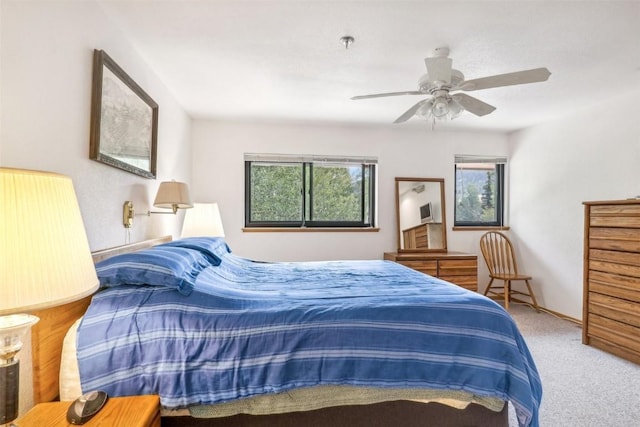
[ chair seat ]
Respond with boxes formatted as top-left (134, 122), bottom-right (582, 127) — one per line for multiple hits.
top-left (490, 273), bottom-right (532, 281)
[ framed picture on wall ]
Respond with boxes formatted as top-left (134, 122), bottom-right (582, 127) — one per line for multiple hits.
top-left (89, 49), bottom-right (158, 179)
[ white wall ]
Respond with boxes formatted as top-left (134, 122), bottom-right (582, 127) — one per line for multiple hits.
top-left (0, 0), bottom-right (192, 251)
top-left (509, 90), bottom-right (640, 320)
top-left (0, 1), bottom-right (191, 415)
top-left (191, 119), bottom-right (508, 262)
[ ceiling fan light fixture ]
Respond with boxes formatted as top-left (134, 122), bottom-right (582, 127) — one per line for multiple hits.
top-left (416, 96), bottom-right (463, 124)
top-left (432, 98), bottom-right (450, 118)
top-left (448, 98), bottom-right (463, 119)
top-left (416, 99), bottom-right (434, 118)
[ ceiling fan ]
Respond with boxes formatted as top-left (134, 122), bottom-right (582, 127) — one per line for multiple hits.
top-left (351, 47), bottom-right (551, 124)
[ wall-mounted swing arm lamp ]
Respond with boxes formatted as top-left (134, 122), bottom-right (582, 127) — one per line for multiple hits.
top-left (123, 181), bottom-right (193, 228)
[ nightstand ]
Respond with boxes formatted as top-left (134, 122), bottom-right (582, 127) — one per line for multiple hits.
top-left (15, 395), bottom-right (160, 427)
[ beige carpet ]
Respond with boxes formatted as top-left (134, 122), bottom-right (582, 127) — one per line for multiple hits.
top-left (506, 304), bottom-right (640, 426)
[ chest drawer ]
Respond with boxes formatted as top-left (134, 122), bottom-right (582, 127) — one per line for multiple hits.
top-left (588, 292), bottom-right (640, 328)
top-left (588, 313), bottom-right (640, 357)
top-left (588, 270), bottom-right (640, 303)
top-left (589, 227), bottom-right (640, 253)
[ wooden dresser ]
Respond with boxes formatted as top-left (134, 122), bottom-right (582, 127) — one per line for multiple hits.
top-left (583, 199), bottom-right (640, 364)
top-left (384, 252), bottom-right (478, 292)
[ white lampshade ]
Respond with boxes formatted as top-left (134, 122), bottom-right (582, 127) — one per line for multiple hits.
top-left (0, 168), bottom-right (99, 315)
top-left (153, 181), bottom-right (193, 213)
top-left (181, 202), bottom-right (225, 238)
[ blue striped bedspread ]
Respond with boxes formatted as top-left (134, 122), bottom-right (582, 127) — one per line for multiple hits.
top-left (78, 254), bottom-right (541, 427)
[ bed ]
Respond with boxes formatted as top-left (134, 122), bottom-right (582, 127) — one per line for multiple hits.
top-left (31, 236), bottom-right (541, 427)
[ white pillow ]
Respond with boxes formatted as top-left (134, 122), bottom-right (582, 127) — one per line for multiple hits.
top-left (59, 317), bottom-right (83, 401)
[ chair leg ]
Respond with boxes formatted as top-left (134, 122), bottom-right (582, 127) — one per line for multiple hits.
top-left (525, 279), bottom-right (540, 312)
top-left (483, 278), bottom-right (495, 296)
top-left (504, 280), bottom-right (510, 310)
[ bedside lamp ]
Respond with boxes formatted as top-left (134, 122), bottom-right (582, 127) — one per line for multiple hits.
top-left (0, 168), bottom-right (99, 424)
top-left (181, 202), bottom-right (225, 238)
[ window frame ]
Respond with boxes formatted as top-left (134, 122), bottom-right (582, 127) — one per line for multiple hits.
top-left (453, 156), bottom-right (506, 228)
top-left (244, 154), bottom-right (377, 229)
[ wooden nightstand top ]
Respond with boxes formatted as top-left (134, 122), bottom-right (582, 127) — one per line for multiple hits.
top-left (16, 395), bottom-right (160, 427)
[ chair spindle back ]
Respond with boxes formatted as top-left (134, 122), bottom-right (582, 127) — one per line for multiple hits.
top-left (480, 231), bottom-right (519, 277)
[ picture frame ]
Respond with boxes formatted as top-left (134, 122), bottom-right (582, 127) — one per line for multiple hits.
top-left (90, 49), bottom-right (158, 179)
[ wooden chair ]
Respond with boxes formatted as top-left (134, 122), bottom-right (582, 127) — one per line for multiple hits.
top-left (479, 231), bottom-right (539, 311)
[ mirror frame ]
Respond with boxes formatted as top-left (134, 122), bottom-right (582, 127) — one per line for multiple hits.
top-left (395, 177), bottom-right (448, 253)
top-left (89, 49), bottom-right (158, 179)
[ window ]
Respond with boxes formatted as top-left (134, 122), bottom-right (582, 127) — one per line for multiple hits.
top-left (244, 154), bottom-right (376, 228)
top-left (454, 155), bottom-right (506, 227)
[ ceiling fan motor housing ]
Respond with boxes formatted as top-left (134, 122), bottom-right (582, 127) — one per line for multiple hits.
top-left (418, 69), bottom-right (464, 93)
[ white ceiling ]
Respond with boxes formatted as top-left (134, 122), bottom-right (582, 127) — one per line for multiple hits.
top-left (99, 0), bottom-right (640, 133)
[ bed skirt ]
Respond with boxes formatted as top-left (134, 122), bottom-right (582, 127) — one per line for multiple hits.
top-left (162, 400), bottom-right (508, 427)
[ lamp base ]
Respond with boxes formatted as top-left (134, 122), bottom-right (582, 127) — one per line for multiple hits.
top-left (0, 360), bottom-right (19, 424)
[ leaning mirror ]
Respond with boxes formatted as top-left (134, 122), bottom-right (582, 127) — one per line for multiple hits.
top-left (395, 177), bottom-right (447, 253)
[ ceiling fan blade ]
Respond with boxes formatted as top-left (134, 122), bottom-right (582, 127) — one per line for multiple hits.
top-left (393, 99), bottom-right (430, 123)
top-left (424, 56), bottom-right (453, 84)
top-left (459, 67), bottom-right (551, 91)
top-left (452, 93), bottom-right (496, 117)
top-left (351, 91), bottom-right (423, 100)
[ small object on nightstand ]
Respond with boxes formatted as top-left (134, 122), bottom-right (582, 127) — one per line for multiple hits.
top-left (66, 390), bottom-right (109, 425)
top-left (17, 395), bottom-right (159, 427)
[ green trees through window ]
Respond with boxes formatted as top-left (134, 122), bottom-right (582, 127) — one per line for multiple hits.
top-left (245, 155), bottom-right (376, 228)
top-left (454, 158), bottom-right (504, 226)
top-left (250, 163), bottom-right (302, 222)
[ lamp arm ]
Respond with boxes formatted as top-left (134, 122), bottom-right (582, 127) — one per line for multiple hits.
top-left (146, 210), bottom-right (178, 215)
top-left (148, 203), bottom-right (179, 215)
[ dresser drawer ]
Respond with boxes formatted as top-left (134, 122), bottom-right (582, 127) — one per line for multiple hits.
top-left (399, 260), bottom-right (438, 275)
top-left (441, 275), bottom-right (477, 292)
top-left (588, 292), bottom-right (640, 328)
top-left (439, 259), bottom-right (477, 276)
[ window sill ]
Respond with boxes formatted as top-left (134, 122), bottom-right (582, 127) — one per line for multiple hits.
top-left (452, 226), bottom-right (510, 231)
top-left (243, 227), bottom-right (380, 233)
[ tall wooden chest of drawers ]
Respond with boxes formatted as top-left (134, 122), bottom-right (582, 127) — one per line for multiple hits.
top-left (583, 199), bottom-right (640, 364)
top-left (384, 252), bottom-right (478, 292)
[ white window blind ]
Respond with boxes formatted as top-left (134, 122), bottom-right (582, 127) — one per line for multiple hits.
top-left (244, 153), bottom-right (378, 165)
top-left (455, 155), bottom-right (507, 164)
